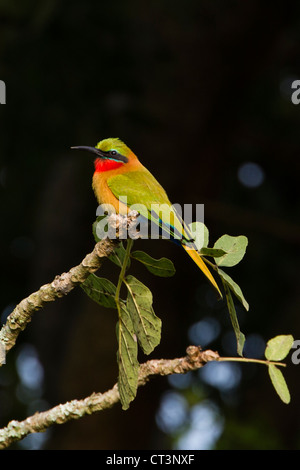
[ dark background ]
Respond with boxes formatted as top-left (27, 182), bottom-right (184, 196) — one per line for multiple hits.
top-left (0, 0), bottom-right (299, 450)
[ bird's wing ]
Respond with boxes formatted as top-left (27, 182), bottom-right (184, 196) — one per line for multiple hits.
top-left (108, 169), bottom-right (222, 297)
top-left (108, 169), bottom-right (170, 203)
top-left (107, 169), bottom-right (187, 242)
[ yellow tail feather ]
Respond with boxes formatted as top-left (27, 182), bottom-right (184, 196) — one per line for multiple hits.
top-left (182, 245), bottom-right (222, 299)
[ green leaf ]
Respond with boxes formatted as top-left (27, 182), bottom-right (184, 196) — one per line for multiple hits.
top-left (117, 304), bottom-right (139, 410)
top-left (222, 281), bottom-right (245, 356)
top-left (131, 251), bottom-right (176, 277)
top-left (188, 222), bottom-right (209, 250)
top-left (92, 215), bottom-right (110, 242)
top-left (92, 217), bottom-right (102, 242)
top-left (125, 275), bottom-right (162, 355)
top-left (217, 268), bottom-right (249, 311)
top-left (199, 247), bottom-right (227, 258)
top-left (268, 364), bottom-right (291, 404)
top-left (265, 335), bottom-right (294, 361)
top-left (81, 274), bottom-right (116, 309)
top-left (109, 242), bottom-right (131, 269)
top-left (214, 235), bottom-right (248, 267)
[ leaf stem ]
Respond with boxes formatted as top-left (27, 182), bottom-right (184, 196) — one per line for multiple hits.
top-left (217, 356), bottom-right (286, 367)
top-left (203, 256), bottom-right (218, 271)
top-left (115, 239), bottom-right (134, 340)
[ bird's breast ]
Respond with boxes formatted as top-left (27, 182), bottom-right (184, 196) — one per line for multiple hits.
top-left (92, 171), bottom-right (128, 214)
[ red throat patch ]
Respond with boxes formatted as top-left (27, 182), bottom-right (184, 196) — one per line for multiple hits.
top-left (94, 158), bottom-right (124, 173)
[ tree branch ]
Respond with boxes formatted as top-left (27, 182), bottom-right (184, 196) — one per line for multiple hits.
top-left (0, 212), bottom-right (222, 449)
top-left (0, 238), bottom-right (117, 360)
top-left (0, 346), bottom-right (220, 449)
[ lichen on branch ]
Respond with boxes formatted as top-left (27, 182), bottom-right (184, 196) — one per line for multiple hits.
top-left (0, 233), bottom-right (119, 360)
top-left (0, 346), bottom-right (218, 449)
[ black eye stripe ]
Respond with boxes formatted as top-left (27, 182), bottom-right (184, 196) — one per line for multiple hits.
top-left (99, 149), bottom-right (129, 163)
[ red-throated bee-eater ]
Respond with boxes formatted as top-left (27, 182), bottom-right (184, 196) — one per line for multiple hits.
top-left (72, 138), bottom-right (221, 297)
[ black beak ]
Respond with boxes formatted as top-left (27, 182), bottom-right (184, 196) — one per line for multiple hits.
top-left (71, 146), bottom-right (104, 157)
top-left (71, 145), bottom-right (128, 163)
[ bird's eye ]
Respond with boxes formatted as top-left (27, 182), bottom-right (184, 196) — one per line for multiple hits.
top-left (110, 150), bottom-right (117, 156)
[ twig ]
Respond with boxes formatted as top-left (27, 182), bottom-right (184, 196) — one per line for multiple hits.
top-left (0, 238), bottom-right (117, 360)
top-left (218, 356), bottom-right (286, 367)
top-left (0, 212), bottom-right (140, 361)
top-left (115, 238), bottom-right (134, 356)
top-left (0, 346), bottom-right (219, 449)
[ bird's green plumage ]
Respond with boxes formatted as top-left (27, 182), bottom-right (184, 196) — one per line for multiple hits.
top-left (107, 169), bottom-right (191, 243)
top-left (108, 169), bottom-right (170, 206)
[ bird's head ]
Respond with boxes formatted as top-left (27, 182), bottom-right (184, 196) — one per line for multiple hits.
top-left (71, 137), bottom-right (132, 165)
top-left (95, 138), bottom-right (132, 162)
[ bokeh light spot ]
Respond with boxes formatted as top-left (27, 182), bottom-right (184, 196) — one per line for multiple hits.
top-left (238, 162), bottom-right (265, 188)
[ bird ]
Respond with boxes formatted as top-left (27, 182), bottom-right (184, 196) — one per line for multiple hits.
top-left (72, 137), bottom-right (221, 297)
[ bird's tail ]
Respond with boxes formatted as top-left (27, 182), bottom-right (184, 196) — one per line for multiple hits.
top-left (182, 244), bottom-right (222, 299)
top-left (151, 205), bottom-right (222, 298)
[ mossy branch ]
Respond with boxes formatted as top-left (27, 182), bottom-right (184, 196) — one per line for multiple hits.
top-left (0, 238), bottom-right (117, 360)
top-left (0, 213), bottom-right (139, 361)
top-left (0, 346), bottom-right (219, 449)
top-left (0, 213), bottom-right (292, 449)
